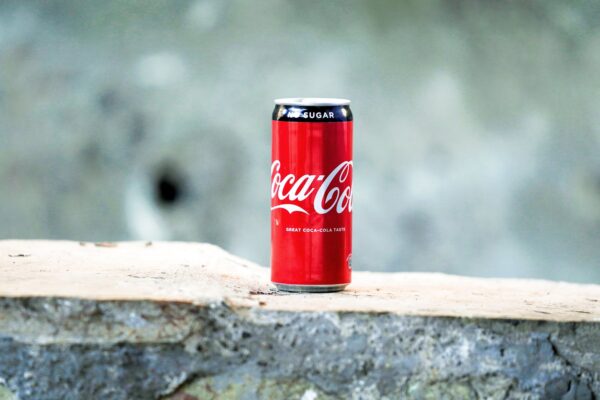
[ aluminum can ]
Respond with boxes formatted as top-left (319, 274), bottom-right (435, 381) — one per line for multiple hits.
top-left (271, 98), bottom-right (353, 292)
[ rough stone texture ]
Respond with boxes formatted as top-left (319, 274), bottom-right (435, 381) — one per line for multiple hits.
top-left (3, 1), bottom-right (600, 282)
top-left (1, 241), bottom-right (600, 399)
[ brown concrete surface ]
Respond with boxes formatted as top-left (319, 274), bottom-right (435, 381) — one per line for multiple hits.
top-left (1, 240), bottom-right (599, 322)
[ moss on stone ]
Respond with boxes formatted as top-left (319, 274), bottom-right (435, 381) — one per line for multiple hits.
top-left (404, 377), bottom-right (516, 400)
top-left (406, 379), bottom-right (477, 400)
top-left (167, 375), bottom-right (334, 400)
top-left (0, 384), bottom-right (15, 400)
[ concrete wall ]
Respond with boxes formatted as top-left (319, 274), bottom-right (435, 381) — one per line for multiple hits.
top-left (2, 0), bottom-right (600, 281)
top-left (2, 240), bottom-right (600, 399)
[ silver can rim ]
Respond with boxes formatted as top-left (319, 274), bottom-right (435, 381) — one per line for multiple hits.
top-left (273, 283), bottom-right (348, 293)
top-left (274, 98), bottom-right (351, 106)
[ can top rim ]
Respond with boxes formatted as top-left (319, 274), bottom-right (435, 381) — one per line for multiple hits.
top-left (274, 98), bottom-right (351, 106)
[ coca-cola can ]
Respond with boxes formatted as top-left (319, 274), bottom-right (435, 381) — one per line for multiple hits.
top-left (271, 98), bottom-right (353, 292)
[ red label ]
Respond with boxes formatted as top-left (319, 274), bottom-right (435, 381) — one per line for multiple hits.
top-left (271, 120), bottom-right (353, 285)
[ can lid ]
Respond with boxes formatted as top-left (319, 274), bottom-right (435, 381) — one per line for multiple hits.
top-left (274, 98), bottom-right (351, 106)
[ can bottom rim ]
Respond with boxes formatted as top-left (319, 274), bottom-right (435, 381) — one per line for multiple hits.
top-left (273, 283), bottom-right (348, 293)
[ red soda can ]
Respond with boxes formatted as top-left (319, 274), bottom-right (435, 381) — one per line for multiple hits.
top-left (271, 98), bottom-right (353, 292)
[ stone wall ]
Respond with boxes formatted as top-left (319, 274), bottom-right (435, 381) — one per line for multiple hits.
top-left (1, 241), bottom-right (600, 399)
top-left (2, 1), bottom-right (600, 282)
top-left (2, 299), bottom-right (600, 399)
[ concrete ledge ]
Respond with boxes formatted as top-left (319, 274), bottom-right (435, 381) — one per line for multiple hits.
top-left (1, 241), bottom-right (600, 399)
top-left (2, 240), bottom-right (599, 321)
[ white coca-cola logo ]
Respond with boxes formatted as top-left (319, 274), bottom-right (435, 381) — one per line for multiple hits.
top-left (271, 160), bottom-right (353, 214)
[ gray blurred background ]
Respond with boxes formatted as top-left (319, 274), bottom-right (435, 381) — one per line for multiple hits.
top-left (2, 0), bottom-right (600, 282)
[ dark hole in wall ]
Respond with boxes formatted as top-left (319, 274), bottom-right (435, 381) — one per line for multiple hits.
top-left (154, 165), bottom-right (185, 207)
top-left (98, 89), bottom-right (119, 114)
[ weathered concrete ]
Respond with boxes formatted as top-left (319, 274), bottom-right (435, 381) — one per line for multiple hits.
top-left (1, 241), bottom-right (600, 399)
